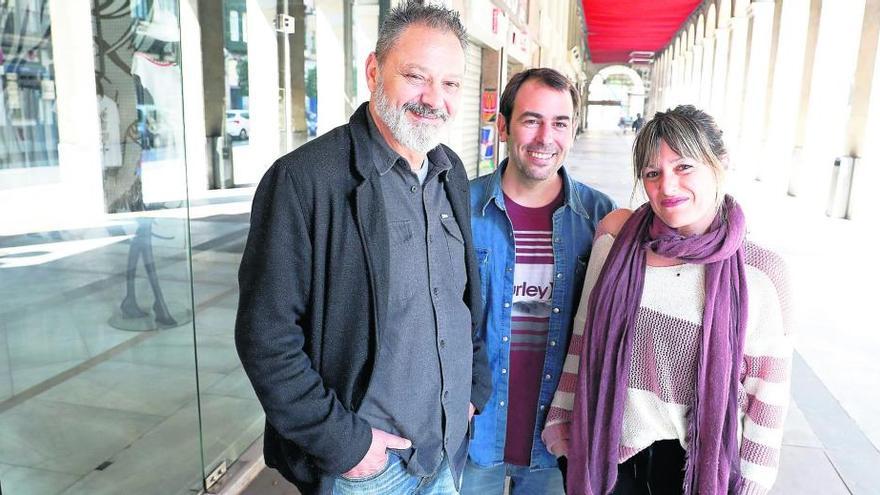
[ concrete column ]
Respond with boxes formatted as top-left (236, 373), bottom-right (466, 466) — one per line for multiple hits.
top-left (671, 42), bottom-right (683, 106)
top-left (315, 0), bottom-right (347, 134)
top-left (353, 2), bottom-right (380, 105)
top-left (754, 0), bottom-right (785, 182)
top-left (648, 55), bottom-right (659, 115)
top-left (683, 43), bottom-right (694, 105)
top-left (737, 0), bottom-right (776, 180)
top-left (180, 0), bottom-right (209, 194)
top-left (198, 2), bottom-right (226, 140)
top-left (677, 41), bottom-right (688, 105)
top-left (283, 0), bottom-right (308, 145)
top-left (661, 52), bottom-right (669, 112)
top-left (723, 12), bottom-right (749, 145)
top-left (246, 0), bottom-right (281, 174)
top-left (657, 51), bottom-right (666, 110)
top-left (661, 51), bottom-right (670, 111)
top-left (790, 0), bottom-right (866, 208)
top-left (842, 0), bottom-right (880, 219)
top-left (700, 33), bottom-right (715, 110)
top-left (710, 24), bottom-right (730, 118)
top-left (665, 48), bottom-right (674, 109)
top-left (49, 0), bottom-right (103, 221)
top-left (691, 40), bottom-right (704, 106)
top-left (759, 0), bottom-right (817, 192)
top-left (198, 0), bottom-right (231, 188)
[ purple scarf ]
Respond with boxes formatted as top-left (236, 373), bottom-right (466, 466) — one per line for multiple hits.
top-left (568, 195), bottom-right (748, 495)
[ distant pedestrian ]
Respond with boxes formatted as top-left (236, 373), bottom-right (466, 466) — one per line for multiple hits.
top-left (544, 105), bottom-right (793, 495)
top-left (617, 116), bottom-right (627, 135)
top-left (631, 113), bottom-right (645, 133)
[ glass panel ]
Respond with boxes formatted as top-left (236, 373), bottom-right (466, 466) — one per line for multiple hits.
top-left (0, 0), bottom-right (59, 172)
top-left (190, 0), bottom-right (271, 483)
top-left (0, 1), bottom-right (201, 493)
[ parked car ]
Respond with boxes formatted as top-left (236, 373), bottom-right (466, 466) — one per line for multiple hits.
top-left (226, 110), bottom-right (250, 141)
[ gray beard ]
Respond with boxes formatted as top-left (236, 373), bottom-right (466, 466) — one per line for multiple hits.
top-left (373, 79), bottom-right (450, 154)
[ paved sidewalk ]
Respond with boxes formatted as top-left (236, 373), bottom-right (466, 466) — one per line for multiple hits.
top-left (242, 130), bottom-right (879, 494)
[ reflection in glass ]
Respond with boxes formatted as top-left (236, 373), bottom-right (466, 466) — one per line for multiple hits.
top-left (0, 1), bottom-right (58, 170)
top-left (0, 1), bottom-right (201, 493)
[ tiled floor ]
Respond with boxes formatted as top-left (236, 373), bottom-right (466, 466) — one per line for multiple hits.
top-left (3, 130), bottom-right (877, 495)
top-left (0, 204), bottom-right (264, 495)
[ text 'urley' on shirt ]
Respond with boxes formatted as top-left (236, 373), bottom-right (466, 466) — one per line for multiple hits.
top-left (503, 190), bottom-right (562, 466)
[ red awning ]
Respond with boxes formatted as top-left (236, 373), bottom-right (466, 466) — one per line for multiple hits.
top-left (582, 0), bottom-right (702, 64)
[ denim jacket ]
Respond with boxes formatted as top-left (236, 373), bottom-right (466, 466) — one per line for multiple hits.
top-left (468, 160), bottom-right (615, 469)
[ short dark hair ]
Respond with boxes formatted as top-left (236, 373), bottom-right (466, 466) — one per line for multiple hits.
top-left (375, 1), bottom-right (467, 64)
top-left (499, 68), bottom-right (580, 124)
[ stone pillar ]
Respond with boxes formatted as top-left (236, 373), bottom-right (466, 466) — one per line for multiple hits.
top-left (723, 12), bottom-right (749, 146)
top-left (246, 0), bottom-right (282, 173)
top-left (754, 0), bottom-right (785, 182)
top-left (49, 0), bottom-right (103, 219)
top-left (683, 42), bottom-right (694, 104)
top-left (671, 41), bottom-right (683, 106)
top-left (710, 24), bottom-right (730, 118)
top-left (665, 48), bottom-right (674, 109)
top-left (691, 38), bottom-right (704, 106)
top-left (759, 0), bottom-right (817, 193)
top-left (788, 0), bottom-right (823, 184)
top-left (790, 0), bottom-right (866, 207)
top-left (198, 0), bottom-right (232, 188)
top-left (737, 0), bottom-right (776, 180)
top-left (700, 33), bottom-right (715, 110)
top-left (180, 0), bottom-right (209, 194)
top-left (315, 0), bottom-right (347, 133)
top-left (842, 0), bottom-right (880, 219)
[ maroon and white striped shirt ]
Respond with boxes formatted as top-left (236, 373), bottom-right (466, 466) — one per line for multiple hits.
top-left (543, 234), bottom-right (793, 495)
top-left (503, 191), bottom-right (562, 466)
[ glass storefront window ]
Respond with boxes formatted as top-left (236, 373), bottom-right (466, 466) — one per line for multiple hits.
top-left (0, 0), bottom-right (59, 171)
top-left (0, 1), bottom-right (204, 493)
top-left (0, 0), bottom-right (361, 493)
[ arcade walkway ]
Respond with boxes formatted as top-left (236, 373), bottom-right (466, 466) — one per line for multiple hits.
top-left (241, 131), bottom-right (880, 494)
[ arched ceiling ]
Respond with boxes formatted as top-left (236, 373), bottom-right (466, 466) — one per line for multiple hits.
top-left (581, 0), bottom-right (703, 63)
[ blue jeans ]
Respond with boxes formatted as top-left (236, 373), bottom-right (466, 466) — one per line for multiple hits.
top-left (333, 454), bottom-right (459, 495)
top-left (460, 460), bottom-right (564, 495)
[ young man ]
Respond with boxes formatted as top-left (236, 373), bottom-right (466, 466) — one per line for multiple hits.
top-left (464, 68), bottom-right (615, 494)
top-left (235, 3), bottom-right (490, 494)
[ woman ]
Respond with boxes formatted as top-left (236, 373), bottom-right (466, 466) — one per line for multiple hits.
top-left (542, 105), bottom-right (792, 495)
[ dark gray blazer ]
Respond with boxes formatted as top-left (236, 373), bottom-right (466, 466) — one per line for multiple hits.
top-left (235, 102), bottom-right (492, 494)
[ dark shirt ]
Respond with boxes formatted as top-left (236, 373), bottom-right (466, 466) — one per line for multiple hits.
top-left (357, 110), bottom-right (474, 480)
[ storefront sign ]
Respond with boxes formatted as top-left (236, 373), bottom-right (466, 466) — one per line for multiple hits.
top-left (479, 88), bottom-right (497, 171)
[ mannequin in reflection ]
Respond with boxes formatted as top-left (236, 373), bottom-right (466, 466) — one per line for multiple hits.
top-left (93, 1), bottom-right (185, 329)
top-left (102, 73), bottom-right (177, 327)
top-left (118, 78), bottom-right (176, 327)
top-left (120, 218), bottom-right (177, 326)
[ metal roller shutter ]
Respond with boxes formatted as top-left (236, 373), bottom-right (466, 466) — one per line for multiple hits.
top-left (447, 40), bottom-right (482, 178)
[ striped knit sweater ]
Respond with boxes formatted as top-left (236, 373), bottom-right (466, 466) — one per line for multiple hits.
top-left (543, 233), bottom-right (793, 495)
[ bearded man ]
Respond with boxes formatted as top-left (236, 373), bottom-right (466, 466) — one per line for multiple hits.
top-left (234, 2), bottom-right (491, 494)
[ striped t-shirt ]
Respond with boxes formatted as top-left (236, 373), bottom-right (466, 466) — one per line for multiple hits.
top-left (502, 190), bottom-right (562, 466)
